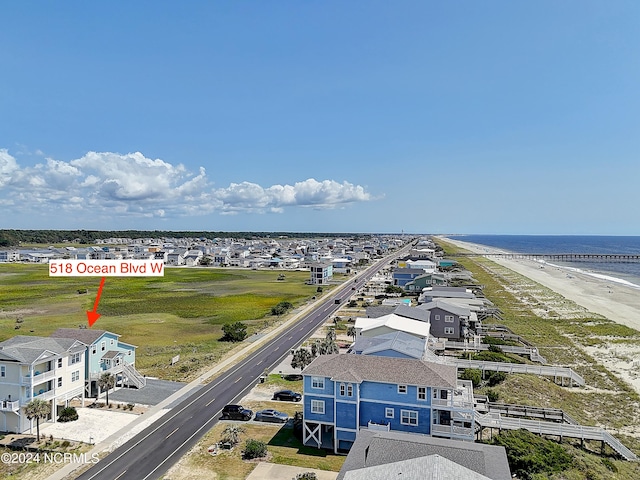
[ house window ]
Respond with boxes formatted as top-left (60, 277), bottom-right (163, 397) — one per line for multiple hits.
top-left (57, 377), bottom-right (63, 387)
top-left (398, 385), bottom-right (407, 394)
top-left (92, 345), bottom-right (96, 355)
top-left (71, 353), bottom-right (81, 364)
top-left (127, 350), bottom-right (132, 356)
top-left (311, 400), bottom-right (325, 414)
top-left (340, 383), bottom-right (345, 396)
top-left (401, 410), bottom-right (418, 426)
top-left (72, 371), bottom-right (80, 382)
top-left (444, 327), bottom-right (455, 335)
top-left (418, 387), bottom-right (426, 400)
top-left (57, 358), bottom-right (63, 368)
top-left (385, 408), bottom-right (394, 418)
top-left (0, 366), bottom-right (5, 378)
top-left (434, 314), bottom-right (440, 321)
top-left (311, 377), bottom-right (324, 389)
top-left (101, 341), bottom-right (106, 352)
top-left (444, 315), bottom-right (454, 323)
top-left (110, 339), bottom-right (114, 345)
top-left (347, 384), bottom-right (353, 397)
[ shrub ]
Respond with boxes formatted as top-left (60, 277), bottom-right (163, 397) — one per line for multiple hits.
top-left (488, 344), bottom-right (503, 353)
top-left (486, 388), bottom-right (499, 402)
top-left (221, 321), bottom-right (248, 342)
top-left (60, 440), bottom-right (71, 448)
top-left (57, 407), bottom-right (78, 423)
top-left (271, 301), bottom-right (293, 316)
top-left (489, 429), bottom-right (573, 479)
top-left (460, 368), bottom-right (482, 388)
top-left (243, 439), bottom-right (267, 459)
top-left (487, 371), bottom-right (507, 386)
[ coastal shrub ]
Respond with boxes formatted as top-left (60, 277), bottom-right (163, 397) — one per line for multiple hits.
top-left (473, 351), bottom-right (522, 364)
top-left (271, 301), bottom-right (293, 316)
top-left (460, 368), bottom-right (482, 388)
top-left (296, 473), bottom-right (318, 480)
top-left (486, 388), bottom-right (500, 402)
top-left (221, 321), bottom-right (248, 342)
top-left (57, 406), bottom-right (78, 422)
top-left (487, 371), bottom-right (507, 387)
top-left (243, 439), bottom-right (267, 459)
top-left (488, 429), bottom-right (573, 479)
top-left (488, 344), bottom-right (503, 354)
top-left (482, 336), bottom-right (518, 347)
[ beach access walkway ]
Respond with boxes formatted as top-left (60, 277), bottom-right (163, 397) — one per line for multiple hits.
top-left (474, 411), bottom-right (637, 461)
top-left (433, 339), bottom-right (547, 363)
top-left (441, 357), bottom-right (585, 386)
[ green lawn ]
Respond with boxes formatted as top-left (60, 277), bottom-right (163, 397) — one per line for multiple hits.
top-left (0, 264), bottom-right (322, 380)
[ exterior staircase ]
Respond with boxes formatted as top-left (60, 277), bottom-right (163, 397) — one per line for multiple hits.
top-left (122, 362), bottom-right (146, 389)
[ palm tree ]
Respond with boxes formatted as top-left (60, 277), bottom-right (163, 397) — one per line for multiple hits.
top-left (98, 373), bottom-right (116, 405)
top-left (24, 398), bottom-right (51, 441)
top-left (347, 325), bottom-right (357, 341)
top-left (221, 424), bottom-right (245, 446)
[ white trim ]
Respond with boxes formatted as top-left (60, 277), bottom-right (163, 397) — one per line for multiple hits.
top-left (311, 376), bottom-right (325, 389)
top-left (306, 392), bottom-right (334, 399)
top-left (417, 386), bottom-right (427, 401)
top-left (444, 327), bottom-right (455, 335)
top-left (444, 315), bottom-right (454, 323)
top-left (397, 384), bottom-right (407, 394)
top-left (311, 399), bottom-right (325, 414)
top-left (385, 407), bottom-right (394, 418)
top-left (359, 398), bottom-right (435, 408)
top-left (400, 409), bottom-right (418, 426)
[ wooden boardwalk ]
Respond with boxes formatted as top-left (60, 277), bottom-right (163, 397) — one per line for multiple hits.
top-left (474, 412), bottom-right (637, 461)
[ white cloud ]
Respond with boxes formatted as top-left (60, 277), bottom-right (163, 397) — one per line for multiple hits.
top-left (0, 148), bottom-right (374, 221)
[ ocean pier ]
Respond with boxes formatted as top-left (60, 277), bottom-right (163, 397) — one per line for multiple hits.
top-left (448, 253), bottom-right (640, 263)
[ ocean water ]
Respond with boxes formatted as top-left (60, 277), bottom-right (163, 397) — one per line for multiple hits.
top-left (447, 235), bottom-right (640, 288)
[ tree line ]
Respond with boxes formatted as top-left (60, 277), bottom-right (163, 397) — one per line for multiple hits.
top-left (0, 229), bottom-right (371, 247)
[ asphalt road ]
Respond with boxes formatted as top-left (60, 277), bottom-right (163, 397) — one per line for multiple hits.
top-left (75, 244), bottom-right (411, 480)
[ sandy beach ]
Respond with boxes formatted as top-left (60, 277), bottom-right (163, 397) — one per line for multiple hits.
top-left (440, 236), bottom-right (640, 396)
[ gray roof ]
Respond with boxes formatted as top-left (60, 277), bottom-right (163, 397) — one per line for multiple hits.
top-left (393, 305), bottom-right (430, 323)
top-left (102, 350), bottom-right (123, 360)
top-left (365, 306), bottom-right (396, 319)
top-left (350, 331), bottom-right (425, 359)
top-left (0, 335), bottom-right (85, 364)
top-left (303, 354), bottom-right (456, 388)
top-left (418, 300), bottom-right (471, 317)
top-left (337, 430), bottom-right (511, 480)
top-left (51, 328), bottom-right (112, 345)
top-left (343, 454), bottom-right (491, 480)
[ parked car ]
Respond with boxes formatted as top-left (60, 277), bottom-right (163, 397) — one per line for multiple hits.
top-left (221, 404), bottom-right (253, 421)
top-left (255, 409), bottom-right (289, 423)
top-left (273, 390), bottom-right (302, 402)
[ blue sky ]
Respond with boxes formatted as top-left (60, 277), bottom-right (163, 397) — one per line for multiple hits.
top-left (1, 1), bottom-right (638, 234)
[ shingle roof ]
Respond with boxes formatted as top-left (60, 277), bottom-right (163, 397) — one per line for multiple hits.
top-left (343, 454), bottom-right (491, 480)
top-left (51, 328), bottom-right (112, 345)
top-left (303, 354), bottom-right (456, 388)
top-left (418, 300), bottom-right (471, 317)
top-left (337, 430), bottom-right (511, 480)
top-left (393, 305), bottom-right (431, 323)
top-left (101, 350), bottom-right (122, 360)
top-left (0, 335), bottom-right (85, 364)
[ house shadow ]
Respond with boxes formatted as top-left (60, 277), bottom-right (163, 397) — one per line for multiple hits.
top-left (0, 434), bottom-right (38, 450)
top-left (267, 424), bottom-right (330, 457)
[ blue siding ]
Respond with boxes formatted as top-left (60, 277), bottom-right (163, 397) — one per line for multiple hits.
top-left (336, 401), bottom-right (357, 429)
top-left (359, 401), bottom-right (431, 435)
top-left (303, 375), bottom-right (334, 396)
top-left (303, 395), bottom-right (334, 423)
top-left (360, 382), bottom-right (431, 406)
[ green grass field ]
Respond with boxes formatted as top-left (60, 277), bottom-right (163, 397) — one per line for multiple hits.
top-left (0, 264), bottom-right (322, 379)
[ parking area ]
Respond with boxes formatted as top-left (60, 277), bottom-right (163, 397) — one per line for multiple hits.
top-left (108, 378), bottom-right (192, 406)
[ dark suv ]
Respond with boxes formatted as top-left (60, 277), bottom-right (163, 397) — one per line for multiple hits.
top-left (221, 404), bottom-right (253, 421)
top-left (273, 390), bottom-right (302, 402)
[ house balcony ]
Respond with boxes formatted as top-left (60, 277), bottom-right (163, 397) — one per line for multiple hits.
top-left (21, 369), bottom-right (57, 386)
top-left (431, 423), bottom-right (474, 440)
top-left (366, 421), bottom-right (390, 432)
top-left (0, 400), bottom-right (20, 412)
top-left (89, 363), bottom-right (124, 380)
top-left (431, 380), bottom-right (474, 409)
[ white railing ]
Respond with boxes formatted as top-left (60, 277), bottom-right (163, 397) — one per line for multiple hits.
top-left (367, 421), bottom-right (390, 432)
top-left (432, 423), bottom-right (474, 439)
top-left (0, 400), bottom-right (20, 412)
top-left (22, 369), bottom-right (57, 385)
top-left (474, 412), bottom-right (637, 461)
top-left (439, 358), bottom-right (584, 386)
top-left (122, 362), bottom-right (146, 389)
top-left (441, 341), bottom-right (547, 364)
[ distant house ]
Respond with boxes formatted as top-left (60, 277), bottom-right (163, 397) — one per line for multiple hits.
top-left (418, 286), bottom-right (475, 304)
top-left (417, 300), bottom-right (479, 340)
top-left (302, 354), bottom-right (475, 453)
top-left (0, 335), bottom-right (86, 433)
top-left (309, 263), bottom-right (333, 285)
top-left (348, 331), bottom-right (426, 360)
top-left (354, 313), bottom-right (431, 340)
top-left (0, 250), bottom-right (19, 262)
top-left (166, 251), bottom-right (186, 266)
top-left (337, 430), bottom-right (511, 480)
top-left (392, 268), bottom-right (427, 287)
top-left (50, 329), bottom-right (144, 397)
top-left (403, 273), bottom-right (446, 292)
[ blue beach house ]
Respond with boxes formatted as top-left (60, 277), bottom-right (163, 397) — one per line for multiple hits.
top-left (302, 354), bottom-right (475, 453)
top-left (51, 328), bottom-right (145, 397)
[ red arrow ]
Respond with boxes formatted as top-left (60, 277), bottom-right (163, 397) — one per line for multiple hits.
top-left (87, 277), bottom-right (106, 327)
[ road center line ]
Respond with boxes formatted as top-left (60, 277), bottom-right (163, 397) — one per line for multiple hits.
top-left (166, 427), bottom-right (179, 439)
top-left (205, 397), bottom-right (216, 406)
